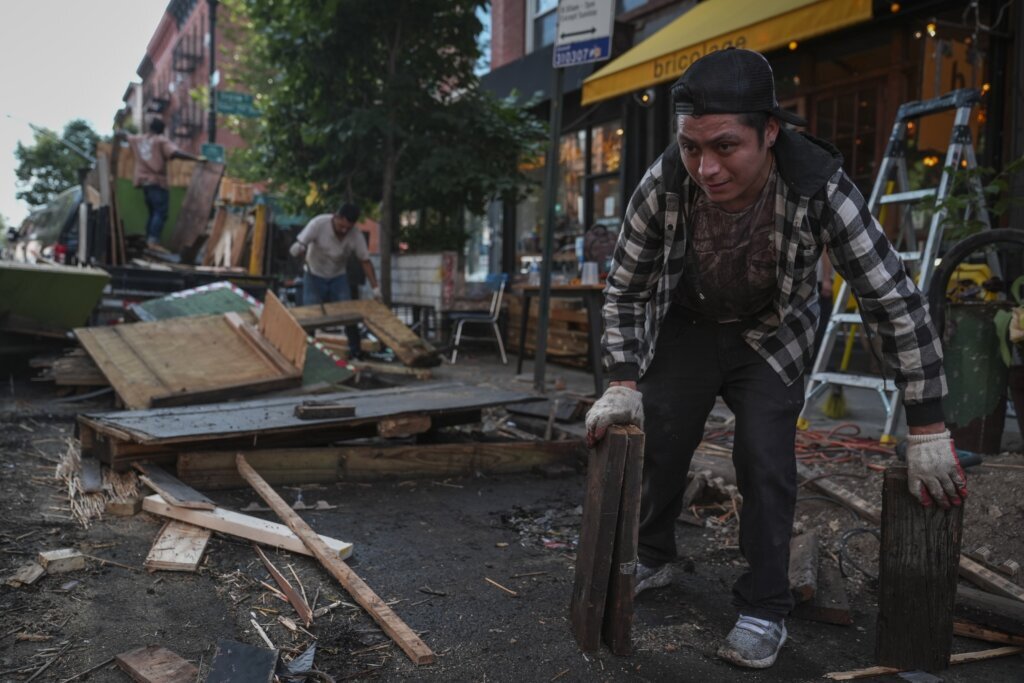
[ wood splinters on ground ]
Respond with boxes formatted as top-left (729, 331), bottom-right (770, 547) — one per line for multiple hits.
top-left (484, 577), bottom-right (518, 597)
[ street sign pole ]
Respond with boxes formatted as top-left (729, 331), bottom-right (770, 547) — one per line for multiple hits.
top-left (534, 66), bottom-right (564, 393)
top-left (534, 0), bottom-right (615, 394)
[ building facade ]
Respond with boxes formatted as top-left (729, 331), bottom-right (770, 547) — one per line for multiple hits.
top-left (482, 0), bottom-right (1024, 280)
top-left (119, 0), bottom-right (245, 156)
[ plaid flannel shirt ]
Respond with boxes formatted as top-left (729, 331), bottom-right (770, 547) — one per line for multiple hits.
top-left (601, 129), bottom-right (946, 426)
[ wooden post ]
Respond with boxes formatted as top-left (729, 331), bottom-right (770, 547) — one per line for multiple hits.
top-left (602, 426), bottom-right (644, 654)
top-left (570, 425), bottom-right (643, 653)
top-left (876, 467), bottom-right (963, 670)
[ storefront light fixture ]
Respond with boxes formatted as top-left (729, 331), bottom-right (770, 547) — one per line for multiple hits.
top-left (922, 155), bottom-right (940, 167)
top-left (788, 40), bottom-right (798, 51)
top-left (615, 128), bottom-right (624, 136)
top-left (890, 2), bottom-right (900, 12)
top-left (926, 21), bottom-right (937, 37)
top-left (981, 82), bottom-right (991, 94)
top-left (634, 88), bottom-right (656, 107)
top-left (914, 30), bottom-right (923, 39)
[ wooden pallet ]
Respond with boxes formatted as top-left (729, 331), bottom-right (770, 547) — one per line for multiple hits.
top-left (291, 300), bottom-right (440, 367)
top-left (78, 382), bottom-right (539, 470)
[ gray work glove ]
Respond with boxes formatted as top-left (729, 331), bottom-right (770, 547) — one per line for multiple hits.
top-left (905, 429), bottom-right (968, 507)
top-left (585, 385), bottom-right (643, 448)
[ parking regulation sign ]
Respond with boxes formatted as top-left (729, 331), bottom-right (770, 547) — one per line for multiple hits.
top-left (553, 0), bottom-right (615, 68)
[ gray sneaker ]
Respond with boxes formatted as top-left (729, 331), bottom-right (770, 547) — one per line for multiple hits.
top-left (716, 615), bottom-right (787, 669)
top-left (633, 562), bottom-right (672, 597)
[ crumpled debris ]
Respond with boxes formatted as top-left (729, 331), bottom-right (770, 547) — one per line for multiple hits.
top-left (500, 504), bottom-right (582, 551)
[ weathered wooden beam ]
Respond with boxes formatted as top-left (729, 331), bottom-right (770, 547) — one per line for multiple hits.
top-left (141, 494), bottom-right (352, 559)
top-left (875, 467), bottom-right (963, 671)
top-left (236, 454), bottom-right (434, 666)
top-left (570, 426), bottom-right (631, 653)
top-left (135, 463), bottom-right (216, 510)
top-left (956, 585), bottom-right (1024, 636)
top-left (953, 620), bottom-right (1024, 646)
top-left (602, 426), bottom-right (644, 655)
top-left (791, 561), bottom-right (852, 626)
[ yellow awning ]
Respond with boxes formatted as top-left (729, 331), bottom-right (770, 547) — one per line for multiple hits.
top-left (581, 0), bottom-right (873, 105)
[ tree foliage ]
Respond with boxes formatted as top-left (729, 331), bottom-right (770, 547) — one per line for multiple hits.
top-left (223, 0), bottom-right (546, 297)
top-left (14, 119), bottom-right (99, 208)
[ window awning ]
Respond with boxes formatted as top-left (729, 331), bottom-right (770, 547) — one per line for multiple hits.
top-left (581, 0), bottom-right (873, 105)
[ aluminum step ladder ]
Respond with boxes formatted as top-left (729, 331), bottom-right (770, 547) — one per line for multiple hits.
top-left (798, 88), bottom-right (992, 442)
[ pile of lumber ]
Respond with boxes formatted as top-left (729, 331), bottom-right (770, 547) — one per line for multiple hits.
top-left (506, 295), bottom-right (590, 367)
top-left (78, 381), bottom-right (542, 470)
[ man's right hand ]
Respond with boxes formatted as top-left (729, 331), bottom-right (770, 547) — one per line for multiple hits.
top-left (585, 383), bottom-right (643, 448)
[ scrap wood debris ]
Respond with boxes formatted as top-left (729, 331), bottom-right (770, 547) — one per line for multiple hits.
top-left (54, 439), bottom-right (139, 527)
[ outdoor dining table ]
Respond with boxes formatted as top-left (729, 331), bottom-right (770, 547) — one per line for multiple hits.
top-left (514, 283), bottom-right (606, 396)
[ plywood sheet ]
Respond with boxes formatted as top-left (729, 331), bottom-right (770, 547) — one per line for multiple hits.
top-left (259, 292), bottom-right (307, 371)
top-left (75, 314), bottom-right (300, 409)
top-left (169, 161), bottom-right (225, 252)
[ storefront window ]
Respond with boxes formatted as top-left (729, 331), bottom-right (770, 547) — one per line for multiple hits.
top-left (514, 120), bottom-right (625, 278)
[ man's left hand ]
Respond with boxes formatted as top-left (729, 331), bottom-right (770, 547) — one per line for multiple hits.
top-left (905, 429), bottom-right (967, 507)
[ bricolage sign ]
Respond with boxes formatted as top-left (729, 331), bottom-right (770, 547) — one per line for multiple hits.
top-left (553, 0), bottom-right (615, 68)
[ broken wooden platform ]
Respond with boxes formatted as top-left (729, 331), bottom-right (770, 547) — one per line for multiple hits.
top-left (79, 382), bottom-right (539, 469)
top-left (291, 299), bottom-right (440, 367)
top-left (75, 292), bottom-right (306, 410)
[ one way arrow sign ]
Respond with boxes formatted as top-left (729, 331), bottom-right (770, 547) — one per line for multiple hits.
top-left (553, 0), bottom-right (615, 68)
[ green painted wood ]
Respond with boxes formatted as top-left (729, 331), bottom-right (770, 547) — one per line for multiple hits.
top-left (130, 283), bottom-right (352, 387)
top-left (114, 178), bottom-right (187, 245)
top-left (0, 262), bottom-right (109, 331)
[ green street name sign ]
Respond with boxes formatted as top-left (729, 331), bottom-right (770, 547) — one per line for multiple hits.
top-left (201, 143), bottom-right (225, 164)
top-left (216, 91), bottom-right (259, 118)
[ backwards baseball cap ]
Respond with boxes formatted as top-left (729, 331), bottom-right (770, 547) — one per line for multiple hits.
top-left (670, 48), bottom-right (807, 127)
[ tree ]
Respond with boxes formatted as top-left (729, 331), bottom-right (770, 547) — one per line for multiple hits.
top-left (223, 0), bottom-right (545, 300)
top-left (14, 119), bottom-right (99, 208)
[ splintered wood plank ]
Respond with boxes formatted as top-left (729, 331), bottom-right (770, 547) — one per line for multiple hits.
top-left (258, 291), bottom-right (307, 371)
top-left (135, 463), bottom-right (216, 509)
top-left (960, 555), bottom-right (1024, 603)
top-left (602, 426), bottom-right (644, 655)
top-left (115, 645), bottom-right (198, 683)
top-left (291, 300), bottom-right (440, 367)
top-left (142, 494), bottom-right (352, 560)
top-left (254, 545), bottom-right (313, 626)
top-left (169, 161), bottom-right (224, 252)
top-left (76, 315), bottom-right (300, 409)
top-left (876, 467), bottom-right (963, 670)
top-left (237, 455), bottom-right (435, 665)
top-left (825, 647), bottom-right (1024, 680)
top-left (377, 415), bottom-right (431, 438)
top-left (206, 639), bottom-right (278, 683)
top-left (953, 620), bottom-right (1024, 646)
top-left (145, 520), bottom-right (212, 572)
top-left (571, 426), bottom-right (630, 652)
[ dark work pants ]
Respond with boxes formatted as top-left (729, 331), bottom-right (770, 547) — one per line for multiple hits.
top-left (143, 185), bottom-right (170, 244)
top-left (637, 305), bottom-right (805, 621)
